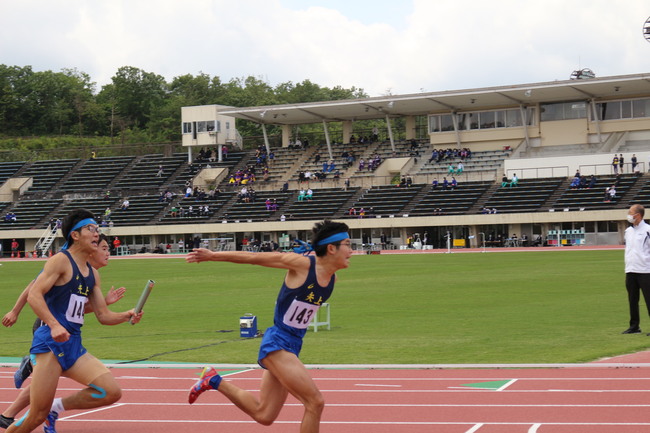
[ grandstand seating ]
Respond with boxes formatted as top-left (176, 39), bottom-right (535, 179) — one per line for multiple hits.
top-left (410, 181), bottom-right (492, 216)
top-left (112, 154), bottom-right (186, 191)
top-left (282, 187), bottom-right (359, 220)
top-left (344, 184), bottom-right (425, 217)
top-left (20, 159), bottom-right (80, 192)
top-left (104, 195), bottom-right (170, 226)
top-left (417, 149), bottom-right (510, 177)
top-left (159, 192), bottom-right (235, 224)
top-left (58, 156), bottom-right (134, 192)
top-left (628, 177), bottom-right (650, 207)
top-left (0, 161), bottom-right (26, 185)
top-left (481, 178), bottom-right (565, 213)
top-left (552, 174), bottom-right (639, 211)
top-left (221, 190), bottom-right (291, 222)
top-left (1, 198), bottom-right (63, 230)
top-left (50, 196), bottom-right (118, 223)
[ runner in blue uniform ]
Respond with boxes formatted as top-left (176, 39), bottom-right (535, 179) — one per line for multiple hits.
top-left (186, 219), bottom-right (351, 433)
top-left (0, 234), bottom-right (126, 430)
top-left (6, 210), bottom-right (142, 433)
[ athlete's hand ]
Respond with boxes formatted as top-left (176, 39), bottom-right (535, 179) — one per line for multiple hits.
top-left (50, 323), bottom-right (70, 342)
top-left (186, 248), bottom-right (213, 263)
top-left (2, 311), bottom-right (18, 327)
top-left (105, 286), bottom-right (126, 305)
top-left (128, 309), bottom-right (143, 324)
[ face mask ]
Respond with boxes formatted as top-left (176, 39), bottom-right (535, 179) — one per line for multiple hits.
top-left (627, 214), bottom-right (636, 224)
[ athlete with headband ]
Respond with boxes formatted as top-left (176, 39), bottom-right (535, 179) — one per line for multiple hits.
top-left (6, 209), bottom-right (143, 433)
top-left (186, 219), bottom-right (351, 433)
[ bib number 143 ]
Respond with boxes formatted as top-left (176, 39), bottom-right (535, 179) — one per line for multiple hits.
top-left (283, 300), bottom-right (319, 329)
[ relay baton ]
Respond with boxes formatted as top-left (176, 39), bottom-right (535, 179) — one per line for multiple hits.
top-left (130, 279), bottom-right (155, 324)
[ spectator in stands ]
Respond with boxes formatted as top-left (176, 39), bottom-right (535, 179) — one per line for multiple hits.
top-left (521, 234), bottom-right (529, 246)
top-left (632, 154), bottom-right (638, 173)
top-left (588, 175), bottom-right (597, 189)
top-left (121, 199), bottom-right (130, 210)
top-left (429, 149), bottom-right (439, 163)
top-left (298, 188), bottom-right (306, 202)
top-left (442, 177), bottom-right (449, 190)
top-left (344, 178), bottom-right (350, 191)
top-left (280, 214), bottom-right (286, 222)
top-left (570, 176), bottom-right (580, 189)
top-left (349, 207), bottom-right (356, 216)
top-left (609, 185), bottom-right (617, 201)
top-left (156, 165), bottom-right (164, 177)
top-left (358, 159), bottom-right (365, 171)
top-left (104, 207), bottom-right (111, 221)
top-left (491, 208), bottom-right (498, 214)
top-left (193, 236), bottom-right (201, 250)
top-left (170, 206), bottom-right (179, 218)
top-left (481, 207), bottom-right (489, 214)
top-left (380, 232), bottom-right (387, 249)
top-left (619, 154), bottom-right (625, 173)
top-left (612, 155), bottom-right (619, 174)
top-left (578, 176), bottom-right (587, 189)
top-left (406, 176), bottom-right (413, 187)
top-left (509, 173), bottom-right (519, 188)
top-left (281, 181), bottom-right (289, 192)
top-left (448, 164), bottom-right (455, 175)
top-left (431, 179), bottom-right (438, 189)
top-left (501, 173), bottom-right (509, 187)
top-left (11, 239), bottom-right (18, 257)
top-left (451, 177), bottom-right (457, 189)
top-left (306, 188), bottom-right (313, 201)
top-left (456, 162), bottom-right (464, 174)
top-left (178, 239), bottom-right (185, 252)
top-left (104, 190), bottom-right (111, 200)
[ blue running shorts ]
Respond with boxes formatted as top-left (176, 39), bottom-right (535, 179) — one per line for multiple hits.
top-left (31, 326), bottom-right (87, 371)
top-left (257, 326), bottom-right (303, 369)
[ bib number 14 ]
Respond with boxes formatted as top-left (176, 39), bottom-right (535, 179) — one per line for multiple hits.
top-left (65, 294), bottom-right (87, 325)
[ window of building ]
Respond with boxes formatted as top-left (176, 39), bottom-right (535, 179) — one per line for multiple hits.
top-left (206, 120), bottom-right (215, 132)
top-left (429, 107), bottom-right (533, 133)
top-left (182, 122), bottom-right (192, 134)
top-left (197, 121), bottom-right (206, 133)
top-left (540, 101), bottom-right (587, 121)
top-left (593, 98), bottom-right (650, 121)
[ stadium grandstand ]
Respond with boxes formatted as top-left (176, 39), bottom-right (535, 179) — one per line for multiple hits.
top-left (1, 72), bottom-right (650, 256)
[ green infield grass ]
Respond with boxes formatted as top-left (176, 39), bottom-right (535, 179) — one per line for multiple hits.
top-left (1, 249), bottom-right (648, 364)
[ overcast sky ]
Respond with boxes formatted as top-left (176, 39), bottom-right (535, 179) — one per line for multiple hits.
top-left (1, 0), bottom-right (649, 97)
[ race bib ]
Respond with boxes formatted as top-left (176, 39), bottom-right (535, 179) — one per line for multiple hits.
top-left (283, 299), bottom-right (319, 329)
top-left (65, 294), bottom-right (87, 325)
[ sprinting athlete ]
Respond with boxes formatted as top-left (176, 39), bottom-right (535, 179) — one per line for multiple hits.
top-left (186, 219), bottom-right (351, 433)
top-left (6, 209), bottom-right (142, 433)
top-left (0, 233), bottom-right (125, 430)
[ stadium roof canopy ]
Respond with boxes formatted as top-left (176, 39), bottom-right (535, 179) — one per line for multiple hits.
top-left (217, 73), bottom-right (650, 126)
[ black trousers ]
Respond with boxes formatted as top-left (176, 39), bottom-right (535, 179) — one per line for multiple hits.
top-left (625, 273), bottom-right (650, 328)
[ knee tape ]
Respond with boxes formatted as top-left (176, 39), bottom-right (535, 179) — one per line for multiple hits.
top-left (89, 383), bottom-right (107, 399)
top-left (14, 410), bottom-right (29, 427)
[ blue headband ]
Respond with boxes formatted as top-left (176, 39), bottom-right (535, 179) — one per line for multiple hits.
top-left (61, 218), bottom-right (98, 251)
top-left (292, 232), bottom-right (350, 256)
top-left (316, 232), bottom-right (350, 246)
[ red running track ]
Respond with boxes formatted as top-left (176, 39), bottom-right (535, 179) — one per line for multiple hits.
top-left (2, 365), bottom-right (650, 433)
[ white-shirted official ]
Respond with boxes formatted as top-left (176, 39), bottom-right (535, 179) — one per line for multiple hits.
top-left (622, 204), bottom-right (650, 334)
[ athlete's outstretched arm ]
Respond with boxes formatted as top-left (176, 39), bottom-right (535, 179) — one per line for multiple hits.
top-left (186, 248), bottom-right (309, 271)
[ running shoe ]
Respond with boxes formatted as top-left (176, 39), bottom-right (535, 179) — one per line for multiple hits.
top-left (43, 410), bottom-right (58, 433)
top-left (0, 414), bottom-right (14, 429)
top-left (188, 366), bottom-right (219, 404)
top-left (14, 355), bottom-right (32, 389)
